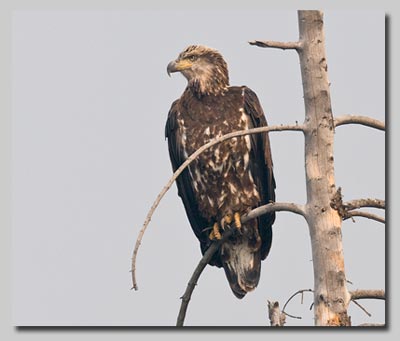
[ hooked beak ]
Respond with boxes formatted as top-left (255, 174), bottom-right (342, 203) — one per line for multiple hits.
top-left (167, 59), bottom-right (193, 77)
top-left (167, 60), bottom-right (178, 77)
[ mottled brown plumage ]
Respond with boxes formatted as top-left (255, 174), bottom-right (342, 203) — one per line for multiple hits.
top-left (165, 45), bottom-right (275, 298)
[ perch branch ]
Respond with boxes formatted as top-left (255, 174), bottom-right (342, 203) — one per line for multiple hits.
top-left (281, 288), bottom-right (313, 320)
top-left (344, 211), bottom-right (385, 224)
top-left (267, 301), bottom-right (286, 326)
top-left (176, 201), bottom-right (307, 326)
top-left (334, 115), bottom-right (385, 131)
top-left (243, 202), bottom-right (306, 222)
top-left (176, 229), bottom-right (234, 327)
top-left (249, 40), bottom-right (302, 50)
top-left (131, 123), bottom-right (304, 290)
top-left (350, 289), bottom-right (385, 301)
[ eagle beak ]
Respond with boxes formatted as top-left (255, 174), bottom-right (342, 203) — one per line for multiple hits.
top-left (167, 60), bottom-right (178, 77)
top-left (167, 59), bottom-right (193, 77)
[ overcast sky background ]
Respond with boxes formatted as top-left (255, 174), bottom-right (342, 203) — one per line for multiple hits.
top-left (12, 10), bottom-right (384, 326)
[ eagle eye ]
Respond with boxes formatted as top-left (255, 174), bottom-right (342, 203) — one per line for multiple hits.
top-left (188, 55), bottom-right (197, 62)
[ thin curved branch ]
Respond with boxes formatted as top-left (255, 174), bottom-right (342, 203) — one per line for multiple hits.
top-left (176, 201), bottom-right (306, 326)
top-left (350, 289), bottom-right (385, 301)
top-left (176, 229), bottom-right (234, 327)
top-left (344, 198), bottom-right (385, 211)
top-left (334, 115), bottom-right (385, 131)
top-left (131, 123), bottom-right (304, 290)
top-left (281, 288), bottom-right (313, 320)
top-left (344, 211), bottom-right (385, 224)
top-left (249, 40), bottom-right (302, 51)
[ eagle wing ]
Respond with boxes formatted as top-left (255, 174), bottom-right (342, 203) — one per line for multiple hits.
top-left (165, 100), bottom-right (212, 253)
top-left (242, 86), bottom-right (276, 259)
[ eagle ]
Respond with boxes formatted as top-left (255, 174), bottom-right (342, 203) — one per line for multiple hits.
top-left (165, 45), bottom-right (276, 298)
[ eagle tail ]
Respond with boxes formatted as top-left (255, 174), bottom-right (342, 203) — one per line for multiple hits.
top-left (220, 238), bottom-right (262, 299)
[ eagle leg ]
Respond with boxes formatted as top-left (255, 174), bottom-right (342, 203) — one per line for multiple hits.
top-left (209, 222), bottom-right (222, 240)
top-left (234, 212), bottom-right (242, 229)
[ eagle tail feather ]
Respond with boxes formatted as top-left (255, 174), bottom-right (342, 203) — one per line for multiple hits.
top-left (221, 240), bottom-right (262, 299)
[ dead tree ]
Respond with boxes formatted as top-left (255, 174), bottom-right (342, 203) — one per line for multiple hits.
top-left (131, 10), bottom-right (384, 327)
top-left (250, 10), bottom-right (385, 326)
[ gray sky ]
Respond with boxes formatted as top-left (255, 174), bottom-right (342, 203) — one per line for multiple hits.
top-left (12, 10), bottom-right (384, 326)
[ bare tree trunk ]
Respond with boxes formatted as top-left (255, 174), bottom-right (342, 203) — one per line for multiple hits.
top-left (298, 10), bottom-right (351, 326)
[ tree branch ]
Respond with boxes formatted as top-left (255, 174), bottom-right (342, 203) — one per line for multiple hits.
top-left (334, 115), bottom-right (385, 131)
top-left (351, 299), bottom-right (372, 317)
top-left (349, 291), bottom-right (385, 325)
top-left (243, 202), bottom-right (306, 222)
top-left (350, 289), bottom-right (385, 301)
top-left (176, 229), bottom-right (234, 327)
top-left (131, 123), bottom-right (304, 290)
top-left (344, 211), bottom-right (385, 224)
top-left (343, 198), bottom-right (385, 211)
top-left (248, 40), bottom-right (302, 50)
top-left (331, 188), bottom-right (385, 224)
top-left (281, 288), bottom-right (313, 320)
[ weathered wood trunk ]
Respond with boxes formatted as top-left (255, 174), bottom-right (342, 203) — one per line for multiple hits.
top-left (298, 10), bottom-right (351, 326)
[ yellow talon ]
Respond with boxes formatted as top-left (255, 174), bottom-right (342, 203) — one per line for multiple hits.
top-left (209, 230), bottom-right (215, 240)
top-left (211, 213), bottom-right (240, 240)
top-left (211, 222), bottom-right (222, 240)
top-left (234, 212), bottom-right (242, 229)
top-left (221, 214), bottom-right (232, 229)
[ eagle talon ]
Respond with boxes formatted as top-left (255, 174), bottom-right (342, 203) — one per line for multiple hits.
top-left (234, 212), bottom-right (242, 229)
top-left (209, 230), bottom-right (215, 240)
top-left (210, 222), bottom-right (222, 240)
top-left (221, 214), bottom-right (233, 230)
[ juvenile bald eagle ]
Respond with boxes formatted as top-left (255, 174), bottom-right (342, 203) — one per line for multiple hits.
top-left (165, 45), bottom-right (276, 298)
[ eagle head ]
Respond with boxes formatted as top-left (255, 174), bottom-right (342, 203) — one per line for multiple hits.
top-left (167, 45), bottom-right (229, 96)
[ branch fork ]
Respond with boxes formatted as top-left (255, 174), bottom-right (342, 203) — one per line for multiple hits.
top-left (330, 187), bottom-right (385, 224)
